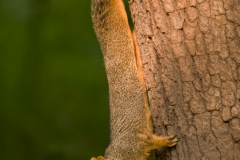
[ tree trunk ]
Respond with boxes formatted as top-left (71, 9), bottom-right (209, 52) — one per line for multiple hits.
top-left (130, 0), bottom-right (240, 159)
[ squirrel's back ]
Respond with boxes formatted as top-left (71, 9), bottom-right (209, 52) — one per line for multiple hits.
top-left (92, 0), bottom-right (150, 159)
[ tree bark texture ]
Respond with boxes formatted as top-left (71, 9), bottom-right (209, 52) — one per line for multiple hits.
top-left (130, 0), bottom-right (240, 159)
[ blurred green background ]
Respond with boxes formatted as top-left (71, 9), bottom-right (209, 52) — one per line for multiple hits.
top-left (0, 0), bottom-right (134, 159)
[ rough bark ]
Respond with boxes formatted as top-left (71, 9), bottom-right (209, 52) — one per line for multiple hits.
top-left (130, 0), bottom-right (240, 159)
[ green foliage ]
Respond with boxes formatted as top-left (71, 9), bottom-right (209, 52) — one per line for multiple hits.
top-left (0, 0), bottom-right (109, 159)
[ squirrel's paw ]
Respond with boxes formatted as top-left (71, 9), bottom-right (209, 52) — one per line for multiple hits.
top-left (90, 156), bottom-right (105, 160)
top-left (140, 134), bottom-right (178, 149)
top-left (165, 135), bottom-right (178, 147)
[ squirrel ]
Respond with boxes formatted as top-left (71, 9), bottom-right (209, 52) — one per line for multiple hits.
top-left (91, 0), bottom-right (178, 159)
